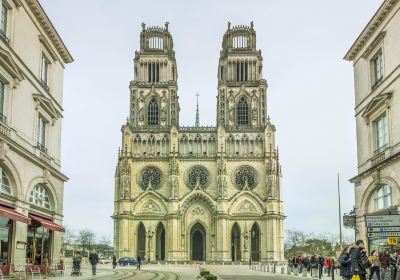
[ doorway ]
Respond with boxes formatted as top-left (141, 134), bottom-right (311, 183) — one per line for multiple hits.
top-left (231, 223), bottom-right (241, 261)
top-left (155, 223), bottom-right (165, 261)
top-left (137, 223), bottom-right (146, 259)
top-left (190, 223), bottom-right (206, 261)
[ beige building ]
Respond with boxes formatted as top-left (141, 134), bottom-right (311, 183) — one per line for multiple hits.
top-left (345, 0), bottom-right (400, 251)
top-left (0, 0), bottom-right (72, 270)
top-left (113, 22), bottom-right (285, 263)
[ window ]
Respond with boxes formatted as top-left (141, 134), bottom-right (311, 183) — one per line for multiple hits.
top-left (29, 184), bottom-right (51, 210)
top-left (40, 54), bottom-right (49, 85)
top-left (37, 116), bottom-right (47, 152)
top-left (0, 80), bottom-right (5, 121)
top-left (377, 184), bottom-right (391, 210)
top-left (148, 98), bottom-right (159, 125)
top-left (372, 51), bottom-right (383, 86)
top-left (374, 113), bottom-right (388, 152)
top-left (235, 61), bottom-right (248, 82)
top-left (148, 62), bottom-right (160, 83)
top-left (237, 97), bottom-right (249, 125)
top-left (0, 167), bottom-right (11, 195)
top-left (0, 4), bottom-right (7, 38)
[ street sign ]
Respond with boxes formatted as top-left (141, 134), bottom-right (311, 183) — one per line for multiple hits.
top-left (388, 237), bottom-right (398, 245)
top-left (368, 232), bottom-right (400, 238)
top-left (367, 227), bottom-right (400, 232)
top-left (366, 215), bottom-right (400, 227)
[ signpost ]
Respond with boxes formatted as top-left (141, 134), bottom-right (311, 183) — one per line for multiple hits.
top-left (365, 214), bottom-right (400, 253)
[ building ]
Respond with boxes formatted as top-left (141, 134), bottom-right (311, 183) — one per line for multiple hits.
top-left (345, 0), bottom-right (400, 251)
top-left (113, 22), bottom-right (285, 263)
top-left (0, 0), bottom-right (72, 268)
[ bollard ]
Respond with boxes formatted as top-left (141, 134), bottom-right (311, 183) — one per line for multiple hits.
top-left (281, 267), bottom-right (285, 274)
top-left (273, 263), bottom-right (276, 274)
top-left (331, 267), bottom-right (335, 280)
top-left (302, 268), bottom-right (307, 277)
top-left (318, 264), bottom-right (322, 279)
top-left (287, 267), bottom-right (291, 275)
top-left (222, 262), bottom-right (224, 266)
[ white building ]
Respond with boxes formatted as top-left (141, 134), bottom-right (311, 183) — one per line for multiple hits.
top-left (0, 0), bottom-right (72, 270)
top-left (345, 0), bottom-right (400, 252)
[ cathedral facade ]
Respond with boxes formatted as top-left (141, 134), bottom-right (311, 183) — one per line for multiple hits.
top-left (113, 22), bottom-right (285, 263)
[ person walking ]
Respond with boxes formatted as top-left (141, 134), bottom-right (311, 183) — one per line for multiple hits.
top-left (368, 250), bottom-right (381, 280)
top-left (390, 252), bottom-right (398, 280)
top-left (325, 256), bottom-right (334, 276)
top-left (350, 240), bottom-right (368, 280)
top-left (381, 250), bottom-right (391, 280)
top-left (89, 250), bottom-right (99, 276)
top-left (137, 255), bottom-right (141, 270)
top-left (339, 247), bottom-right (352, 280)
top-left (112, 254), bottom-right (117, 271)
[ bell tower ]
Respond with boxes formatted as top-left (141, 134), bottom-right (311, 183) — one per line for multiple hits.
top-left (129, 22), bottom-right (180, 129)
top-left (217, 22), bottom-right (267, 128)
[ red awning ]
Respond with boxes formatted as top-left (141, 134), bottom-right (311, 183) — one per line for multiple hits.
top-left (30, 215), bottom-right (65, 232)
top-left (0, 205), bottom-right (30, 224)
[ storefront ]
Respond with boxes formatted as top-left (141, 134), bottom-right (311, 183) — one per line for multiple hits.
top-left (0, 204), bottom-right (31, 266)
top-left (26, 215), bottom-right (64, 265)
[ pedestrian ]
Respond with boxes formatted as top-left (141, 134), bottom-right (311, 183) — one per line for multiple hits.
top-left (381, 250), bottom-right (391, 279)
top-left (317, 255), bottom-right (325, 277)
top-left (368, 250), bottom-right (381, 280)
top-left (339, 246), bottom-right (352, 280)
top-left (350, 240), bottom-right (369, 280)
top-left (137, 255), bottom-right (141, 270)
top-left (390, 252), bottom-right (398, 280)
top-left (112, 254), bottom-right (117, 271)
top-left (325, 256), bottom-right (334, 276)
top-left (89, 250), bottom-right (99, 276)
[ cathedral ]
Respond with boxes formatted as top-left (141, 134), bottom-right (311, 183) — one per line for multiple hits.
top-left (113, 22), bottom-right (285, 263)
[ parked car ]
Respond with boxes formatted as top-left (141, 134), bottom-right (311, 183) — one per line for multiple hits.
top-left (118, 257), bottom-right (139, 266)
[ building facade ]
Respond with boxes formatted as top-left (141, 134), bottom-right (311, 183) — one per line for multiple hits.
top-left (113, 22), bottom-right (285, 262)
top-left (0, 0), bottom-right (72, 268)
top-left (345, 0), bottom-right (400, 252)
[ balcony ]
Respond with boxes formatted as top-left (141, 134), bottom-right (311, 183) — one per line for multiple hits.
top-left (0, 114), bottom-right (10, 137)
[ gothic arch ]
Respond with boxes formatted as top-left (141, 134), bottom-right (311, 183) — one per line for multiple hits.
top-left (360, 176), bottom-right (400, 214)
top-left (229, 192), bottom-right (264, 216)
top-left (180, 190), bottom-right (216, 214)
top-left (133, 192), bottom-right (167, 215)
top-left (250, 222), bottom-right (261, 261)
top-left (236, 96), bottom-right (250, 125)
top-left (231, 222), bottom-right (241, 261)
top-left (145, 95), bottom-right (161, 126)
top-left (155, 221), bottom-right (166, 261)
top-left (136, 222), bottom-right (146, 259)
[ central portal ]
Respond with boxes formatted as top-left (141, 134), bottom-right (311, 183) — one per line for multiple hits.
top-left (190, 223), bottom-right (206, 261)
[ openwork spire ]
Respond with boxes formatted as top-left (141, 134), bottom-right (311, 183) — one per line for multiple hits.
top-left (195, 92), bottom-right (200, 127)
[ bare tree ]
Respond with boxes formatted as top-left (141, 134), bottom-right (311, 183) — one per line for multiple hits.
top-left (286, 229), bottom-right (309, 257)
top-left (75, 229), bottom-right (96, 254)
top-left (62, 226), bottom-right (75, 253)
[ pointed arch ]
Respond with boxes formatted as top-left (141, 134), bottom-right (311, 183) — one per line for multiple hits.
top-left (231, 222), bottom-right (241, 261)
top-left (155, 222), bottom-right (166, 260)
top-left (137, 222), bottom-right (146, 258)
top-left (237, 96), bottom-right (249, 125)
top-left (250, 222), bottom-right (260, 261)
top-left (148, 97), bottom-right (159, 125)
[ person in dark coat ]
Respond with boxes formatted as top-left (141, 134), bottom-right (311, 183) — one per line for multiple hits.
top-left (390, 252), bottom-right (398, 280)
top-left (137, 255), bottom-right (141, 270)
top-left (381, 250), bottom-right (391, 279)
top-left (112, 254), bottom-right (117, 271)
top-left (351, 240), bottom-right (367, 280)
top-left (89, 250), bottom-right (99, 276)
top-left (339, 246), bottom-right (353, 280)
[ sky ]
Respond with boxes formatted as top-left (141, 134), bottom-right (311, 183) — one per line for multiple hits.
top-left (39, 0), bottom-right (383, 241)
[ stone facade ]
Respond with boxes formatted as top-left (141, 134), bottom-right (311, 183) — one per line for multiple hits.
top-left (345, 0), bottom-right (400, 251)
top-left (113, 22), bottom-right (285, 262)
top-left (0, 0), bottom-right (72, 267)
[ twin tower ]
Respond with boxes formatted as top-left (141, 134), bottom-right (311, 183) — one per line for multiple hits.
top-left (113, 22), bottom-right (285, 263)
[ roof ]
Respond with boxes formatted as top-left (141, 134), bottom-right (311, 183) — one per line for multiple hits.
top-left (344, 0), bottom-right (399, 61)
top-left (24, 0), bottom-right (73, 64)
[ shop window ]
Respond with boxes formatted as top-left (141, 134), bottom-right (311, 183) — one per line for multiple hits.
top-left (29, 184), bottom-right (51, 210)
top-left (26, 222), bottom-right (50, 265)
top-left (0, 217), bottom-right (11, 265)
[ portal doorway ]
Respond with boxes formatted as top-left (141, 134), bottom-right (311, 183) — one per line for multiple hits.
top-left (190, 223), bottom-right (206, 261)
top-left (155, 223), bottom-right (165, 261)
top-left (231, 223), bottom-right (241, 261)
top-left (251, 223), bottom-right (260, 261)
top-left (137, 223), bottom-right (146, 259)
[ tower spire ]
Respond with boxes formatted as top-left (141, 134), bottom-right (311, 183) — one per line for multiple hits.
top-left (195, 92), bottom-right (200, 127)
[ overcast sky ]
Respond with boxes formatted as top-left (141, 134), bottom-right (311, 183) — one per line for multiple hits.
top-left (40, 0), bottom-right (383, 241)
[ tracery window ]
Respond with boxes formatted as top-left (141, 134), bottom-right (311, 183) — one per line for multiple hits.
top-left (237, 97), bottom-right (249, 125)
top-left (234, 165), bottom-right (257, 190)
top-left (187, 165), bottom-right (209, 189)
top-left (148, 98), bottom-right (159, 125)
top-left (29, 184), bottom-right (51, 210)
top-left (139, 166), bottom-right (162, 190)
